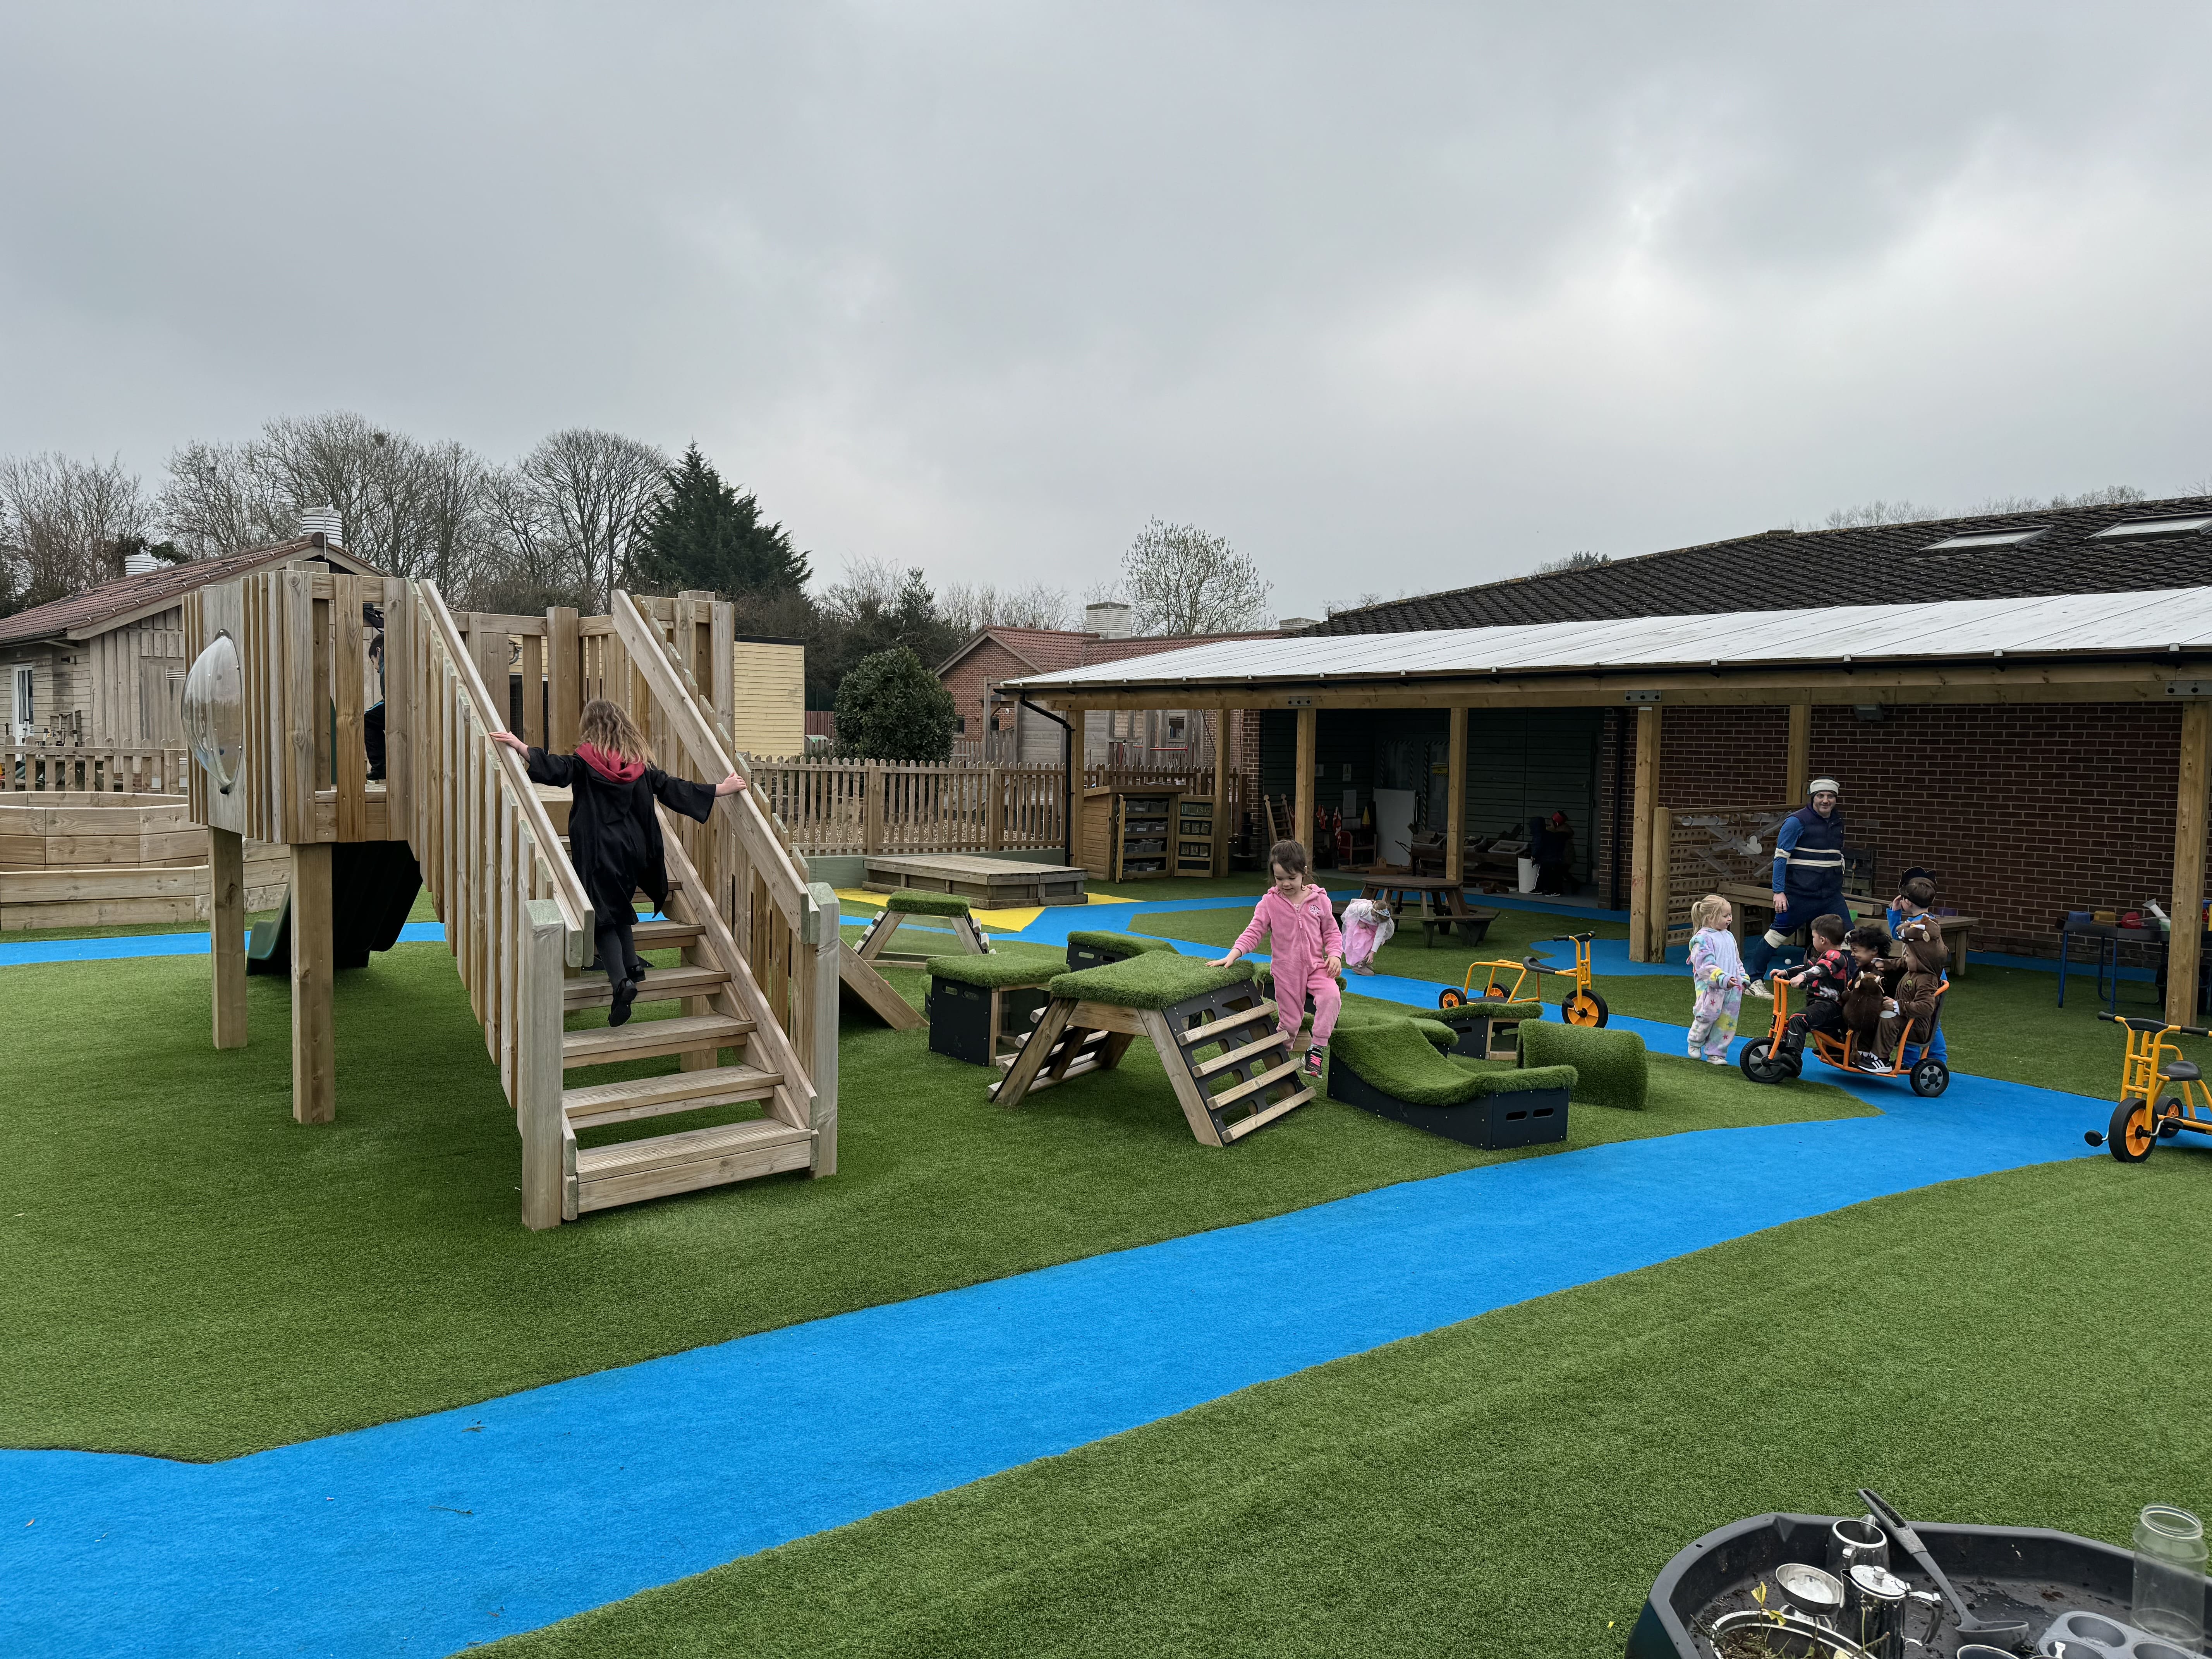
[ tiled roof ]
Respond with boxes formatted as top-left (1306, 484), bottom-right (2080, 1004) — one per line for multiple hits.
top-left (0, 538), bottom-right (383, 647)
top-left (942, 625), bottom-right (1280, 678)
top-left (1310, 497), bottom-right (2212, 635)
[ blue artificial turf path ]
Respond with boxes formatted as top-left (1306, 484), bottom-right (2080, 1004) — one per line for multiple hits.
top-left (0, 893), bottom-right (2123, 1657)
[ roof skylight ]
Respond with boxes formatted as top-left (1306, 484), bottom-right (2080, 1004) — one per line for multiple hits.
top-left (1920, 529), bottom-right (2046, 551)
top-left (2092, 515), bottom-right (2212, 540)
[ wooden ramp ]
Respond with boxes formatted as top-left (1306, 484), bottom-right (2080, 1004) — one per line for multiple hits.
top-left (852, 903), bottom-right (990, 968)
top-left (992, 979), bottom-right (1312, 1147)
top-left (840, 949), bottom-right (923, 1030)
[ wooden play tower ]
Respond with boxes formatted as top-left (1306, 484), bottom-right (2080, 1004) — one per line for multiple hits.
top-left (181, 540), bottom-right (841, 1227)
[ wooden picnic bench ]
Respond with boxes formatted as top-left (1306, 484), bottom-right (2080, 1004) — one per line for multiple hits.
top-left (1350, 872), bottom-right (1499, 948)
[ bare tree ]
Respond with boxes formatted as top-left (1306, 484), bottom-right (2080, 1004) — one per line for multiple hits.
top-left (157, 438), bottom-right (294, 558)
top-left (1823, 500), bottom-right (1943, 529)
top-left (0, 453), bottom-right (153, 613)
top-left (515, 429), bottom-right (668, 611)
top-left (408, 440), bottom-right (495, 592)
top-left (468, 465), bottom-right (592, 612)
top-left (1118, 518), bottom-right (1270, 635)
top-left (939, 580), bottom-right (1071, 635)
top-left (1531, 551), bottom-right (1609, 574)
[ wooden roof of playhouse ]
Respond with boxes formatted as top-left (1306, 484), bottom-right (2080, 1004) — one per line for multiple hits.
top-left (0, 538), bottom-right (385, 647)
top-left (1311, 496), bottom-right (2212, 636)
top-left (1000, 586), bottom-right (2212, 710)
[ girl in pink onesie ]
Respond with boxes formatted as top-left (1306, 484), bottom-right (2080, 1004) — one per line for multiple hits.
top-left (1209, 839), bottom-right (1344, 1081)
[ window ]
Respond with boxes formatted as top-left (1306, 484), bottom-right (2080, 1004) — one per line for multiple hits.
top-left (1164, 712), bottom-right (1188, 747)
top-left (1919, 528), bottom-right (2045, 551)
top-left (2092, 515), bottom-right (2212, 539)
top-left (10, 665), bottom-right (31, 741)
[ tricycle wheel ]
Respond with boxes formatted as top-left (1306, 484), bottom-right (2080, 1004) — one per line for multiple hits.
top-left (1739, 1039), bottom-right (1792, 1085)
top-left (1438, 987), bottom-right (1466, 1010)
top-left (1909, 1058), bottom-right (1949, 1097)
top-left (2160, 1099), bottom-right (2186, 1137)
top-left (1483, 985), bottom-right (1511, 1000)
top-left (1562, 989), bottom-right (1608, 1027)
top-left (2108, 1096), bottom-right (2159, 1163)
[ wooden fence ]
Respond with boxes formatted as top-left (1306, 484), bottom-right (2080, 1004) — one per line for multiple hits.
top-left (738, 760), bottom-right (1238, 857)
top-left (2, 745), bottom-right (189, 794)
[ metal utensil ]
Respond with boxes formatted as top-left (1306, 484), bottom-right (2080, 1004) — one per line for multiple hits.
top-left (1860, 1486), bottom-right (2031, 1644)
top-left (1829, 1515), bottom-right (1891, 1582)
top-left (1848, 1563), bottom-right (1914, 1659)
top-left (1776, 1560), bottom-right (1847, 1621)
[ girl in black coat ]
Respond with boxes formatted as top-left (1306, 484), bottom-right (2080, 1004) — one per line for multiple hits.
top-left (492, 698), bottom-right (747, 1025)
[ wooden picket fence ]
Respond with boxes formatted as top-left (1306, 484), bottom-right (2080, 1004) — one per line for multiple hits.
top-left (1, 745), bottom-right (189, 794)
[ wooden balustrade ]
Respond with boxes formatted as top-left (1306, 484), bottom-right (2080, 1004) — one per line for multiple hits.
top-left (0, 745), bottom-right (189, 794)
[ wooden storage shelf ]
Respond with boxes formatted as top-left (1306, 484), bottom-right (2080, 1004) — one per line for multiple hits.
top-left (1175, 794), bottom-right (1216, 878)
top-left (1112, 790), bottom-right (1179, 881)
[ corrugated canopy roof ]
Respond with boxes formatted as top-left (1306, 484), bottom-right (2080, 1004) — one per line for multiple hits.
top-left (1002, 587), bottom-right (2212, 692)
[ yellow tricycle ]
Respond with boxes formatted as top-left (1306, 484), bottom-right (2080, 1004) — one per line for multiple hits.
top-left (2085, 1011), bottom-right (2212, 1162)
top-left (1437, 932), bottom-right (1608, 1027)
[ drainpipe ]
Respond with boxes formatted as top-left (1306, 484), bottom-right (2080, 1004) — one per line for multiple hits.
top-left (1021, 696), bottom-right (1076, 869)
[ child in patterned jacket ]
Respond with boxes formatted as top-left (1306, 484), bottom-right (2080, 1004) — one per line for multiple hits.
top-left (1686, 893), bottom-right (1751, 1064)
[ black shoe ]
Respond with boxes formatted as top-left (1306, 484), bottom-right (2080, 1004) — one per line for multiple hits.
top-left (608, 979), bottom-right (637, 1027)
top-left (627, 960), bottom-right (650, 982)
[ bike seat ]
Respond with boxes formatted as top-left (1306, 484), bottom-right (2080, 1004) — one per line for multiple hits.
top-left (2161, 1061), bottom-right (2202, 1083)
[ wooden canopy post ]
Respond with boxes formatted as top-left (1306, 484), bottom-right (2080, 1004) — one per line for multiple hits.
top-left (290, 841), bottom-right (335, 1124)
top-left (1628, 703), bottom-right (1662, 962)
top-left (547, 606), bottom-right (581, 752)
top-left (1444, 705), bottom-right (1467, 885)
top-left (1293, 705), bottom-right (1318, 863)
top-left (210, 826), bottom-right (247, 1049)
top-left (2170, 698), bottom-right (2212, 1025)
top-left (1211, 712), bottom-right (1232, 873)
top-left (1785, 701), bottom-right (1811, 801)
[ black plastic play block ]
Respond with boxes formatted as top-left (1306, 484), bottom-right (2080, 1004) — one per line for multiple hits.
top-left (1326, 1060), bottom-right (1569, 1151)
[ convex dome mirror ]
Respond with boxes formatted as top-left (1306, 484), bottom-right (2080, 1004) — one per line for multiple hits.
top-left (184, 632), bottom-right (243, 794)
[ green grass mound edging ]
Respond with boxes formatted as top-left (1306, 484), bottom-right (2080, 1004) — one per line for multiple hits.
top-left (1433, 998), bottom-right (1545, 1026)
top-left (1065, 930), bottom-right (1178, 959)
top-left (1331, 1018), bottom-right (1578, 1107)
top-left (1520, 1020), bottom-right (1647, 1109)
top-left (1048, 953), bottom-right (1255, 1010)
top-left (925, 947), bottom-right (1068, 989)
top-left (1337, 1008), bottom-right (1458, 1052)
top-left (883, 888), bottom-right (973, 917)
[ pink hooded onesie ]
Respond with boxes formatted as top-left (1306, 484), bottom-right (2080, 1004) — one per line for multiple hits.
top-left (1233, 883), bottom-right (1344, 1051)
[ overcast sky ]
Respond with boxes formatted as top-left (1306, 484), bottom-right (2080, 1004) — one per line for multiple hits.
top-left (4, 3), bottom-right (2209, 618)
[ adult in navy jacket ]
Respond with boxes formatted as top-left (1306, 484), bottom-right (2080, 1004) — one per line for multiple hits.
top-left (1745, 778), bottom-right (1852, 994)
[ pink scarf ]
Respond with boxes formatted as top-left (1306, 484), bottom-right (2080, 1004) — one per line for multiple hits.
top-left (575, 741), bottom-right (644, 785)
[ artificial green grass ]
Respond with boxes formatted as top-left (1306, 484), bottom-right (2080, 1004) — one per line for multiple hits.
top-left (485, 1154), bottom-right (2212, 1659)
top-left (1431, 996), bottom-right (1545, 1026)
top-left (883, 888), bottom-right (972, 917)
top-left (925, 946), bottom-right (1069, 989)
top-left (0, 956), bottom-right (1869, 1462)
top-left (1064, 929), bottom-right (1178, 960)
top-left (1329, 1019), bottom-right (1577, 1106)
top-left (1520, 1020), bottom-right (1650, 1110)
top-left (1048, 953), bottom-right (1255, 1010)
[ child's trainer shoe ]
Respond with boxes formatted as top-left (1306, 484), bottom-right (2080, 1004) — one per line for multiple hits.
top-left (1855, 1050), bottom-right (1887, 1072)
top-left (1302, 1048), bottom-right (1326, 1082)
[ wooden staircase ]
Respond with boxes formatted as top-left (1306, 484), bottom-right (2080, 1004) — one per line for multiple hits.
top-left (400, 579), bottom-right (840, 1229)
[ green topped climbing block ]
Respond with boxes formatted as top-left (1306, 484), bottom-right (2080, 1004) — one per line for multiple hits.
top-left (882, 888), bottom-right (973, 918)
top-left (1047, 952), bottom-right (1255, 1010)
top-left (1065, 930), bottom-right (1177, 961)
top-left (1433, 998), bottom-right (1544, 1027)
top-left (1331, 1019), bottom-right (1577, 1108)
top-left (925, 947), bottom-right (1068, 989)
top-left (1519, 1020), bottom-right (1647, 1110)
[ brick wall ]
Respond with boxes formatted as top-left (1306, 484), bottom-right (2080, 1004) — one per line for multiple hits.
top-left (1599, 701), bottom-right (2201, 958)
top-left (939, 638), bottom-right (1030, 744)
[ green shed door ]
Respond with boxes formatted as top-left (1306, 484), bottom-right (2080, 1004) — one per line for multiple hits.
top-left (1463, 709), bottom-right (1602, 881)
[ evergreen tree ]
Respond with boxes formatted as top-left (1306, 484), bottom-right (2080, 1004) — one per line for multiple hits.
top-left (833, 647), bottom-right (958, 761)
top-left (637, 444), bottom-right (812, 597)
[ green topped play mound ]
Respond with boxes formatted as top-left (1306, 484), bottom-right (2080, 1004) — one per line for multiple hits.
top-left (1433, 998), bottom-right (1544, 1027)
top-left (1331, 1018), bottom-right (1577, 1108)
top-left (882, 888), bottom-right (973, 918)
top-left (925, 946), bottom-right (1068, 989)
top-left (1337, 1008), bottom-right (1457, 1052)
top-left (1047, 953), bottom-right (1255, 1010)
top-left (1520, 1020), bottom-right (1647, 1109)
top-left (1065, 930), bottom-right (1177, 960)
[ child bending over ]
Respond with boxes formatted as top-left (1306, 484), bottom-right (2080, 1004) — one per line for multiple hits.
top-left (492, 698), bottom-right (748, 1027)
top-left (1686, 893), bottom-right (1751, 1065)
top-left (1209, 839), bottom-right (1343, 1082)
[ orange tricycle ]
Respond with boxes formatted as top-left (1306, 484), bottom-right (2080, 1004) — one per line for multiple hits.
top-left (1737, 970), bottom-right (1951, 1096)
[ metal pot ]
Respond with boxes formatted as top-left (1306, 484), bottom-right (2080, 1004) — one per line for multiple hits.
top-left (1828, 1516), bottom-right (1891, 1583)
top-left (1846, 1563), bottom-right (1912, 1659)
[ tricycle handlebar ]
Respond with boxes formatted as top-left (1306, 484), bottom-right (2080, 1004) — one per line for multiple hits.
top-left (2100, 1010), bottom-right (2212, 1038)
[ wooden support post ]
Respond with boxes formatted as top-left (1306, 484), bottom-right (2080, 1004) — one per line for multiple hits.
top-left (547, 607), bottom-right (581, 751)
top-left (210, 827), bottom-right (247, 1049)
top-left (1210, 715), bottom-right (1232, 874)
top-left (384, 577), bottom-right (412, 834)
top-left (2170, 699), bottom-right (2212, 1025)
top-left (1293, 705), bottom-right (1318, 863)
top-left (1651, 805), bottom-right (1675, 958)
top-left (518, 898), bottom-right (566, 1230)
top-left (864, 763), bottom-right (885, 854)
top-left (1785, 701), bottom-right (1811, 802)
top-left (986, 764), bottom-right (1005, 850)
top-left (1445, 705), bottom-right (1467, 885)
top-left (333, 574), bottom-right (368, 842)
top-left (1628, 704), bottom-right (1661, 962)
top-left (520, 633), bottom-right (545, 747)
top-left (809, 883), bottom-right (840, 1177)
top-left (290, 841), bottom-right (335, 1124)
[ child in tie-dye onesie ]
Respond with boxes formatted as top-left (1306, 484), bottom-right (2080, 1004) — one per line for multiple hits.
top-left (1686, 893), bottom-right (1750, 1064)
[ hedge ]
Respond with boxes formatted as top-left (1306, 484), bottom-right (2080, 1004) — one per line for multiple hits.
top-left (1518, 1019), bottom-right (1648, 1109)
top-left (1046, 953), bottom-right (1256, 1011)
top-left (1329, 1018), bottom-right (1577, 1108)
top-left (881, 888), bottom-right (974, 917)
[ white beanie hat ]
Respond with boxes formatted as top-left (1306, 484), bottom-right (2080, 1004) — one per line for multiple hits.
top-left (1808, 776), bottom-right (1841, 795)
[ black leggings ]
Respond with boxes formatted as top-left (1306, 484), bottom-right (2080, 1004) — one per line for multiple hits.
top-left (595, 912), bottom-right (637, 990)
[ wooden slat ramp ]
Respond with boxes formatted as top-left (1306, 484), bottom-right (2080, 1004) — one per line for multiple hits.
top-left (990, 958), bottom-right (1312, 1147)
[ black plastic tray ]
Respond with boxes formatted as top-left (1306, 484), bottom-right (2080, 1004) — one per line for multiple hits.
top-left (1626, 1510), bottom-right (2188, 1658)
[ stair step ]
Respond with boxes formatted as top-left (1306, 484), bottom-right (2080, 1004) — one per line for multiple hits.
top-left (562, 1013), bottom-right (754, 1070)
top-left (631, 918), bottom-right (703, 950)
top-left (564, 962), bottom-right (730, 1010)
top-left (563, 1063), bottom-right (783, 1129)
top-left (574, 1118), bottom-right (813, 1212)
